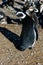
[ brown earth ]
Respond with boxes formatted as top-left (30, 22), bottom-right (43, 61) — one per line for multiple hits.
top-left (0, 24), bottom-right (43, 65)
top-left (0, 0), bottom-right (43, 65)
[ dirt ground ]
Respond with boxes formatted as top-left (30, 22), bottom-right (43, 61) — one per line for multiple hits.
top-left (0, 24), bottom-right (43, 65)
top-left (0, 0), bottom-right (43, 65)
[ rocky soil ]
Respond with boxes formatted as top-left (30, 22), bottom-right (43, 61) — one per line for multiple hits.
top-left (0, 0), bottom-right (43, 65)
top-left (0, 24), bottom-right (43, 65)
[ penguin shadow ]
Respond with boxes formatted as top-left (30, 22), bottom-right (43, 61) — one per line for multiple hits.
top-left (0, 0), bottom-right (23, 12)
top-left (13, 1), bottom-right (24, 12)
top-left (0, 27), bottom-right (21, 49)
top-left (0, 0), bottom-right (8, 8)
top-left (15, 1), bottom-right (24, 6)
top-left (6, 16), bottom-right (22, 24)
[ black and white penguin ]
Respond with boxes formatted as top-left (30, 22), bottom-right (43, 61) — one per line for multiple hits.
top-left (16, 11), bottom-right (38, 51)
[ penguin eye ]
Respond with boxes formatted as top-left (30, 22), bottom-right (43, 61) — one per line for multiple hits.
top-left (17, 13), bottom-right (23, 17)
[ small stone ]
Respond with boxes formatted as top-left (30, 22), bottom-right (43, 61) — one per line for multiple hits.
top-left (38, 63), bottom-right (41, 65)
top-left (31, 52), bottom-right (34, 56)
top-left (1, 62), bottom-right (3, 65)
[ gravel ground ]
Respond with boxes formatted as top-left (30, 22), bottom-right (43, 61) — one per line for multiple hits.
top-left (0, 0), bottom-right (43, 65)
top-left (0, 24), bottom-right (43, 65)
